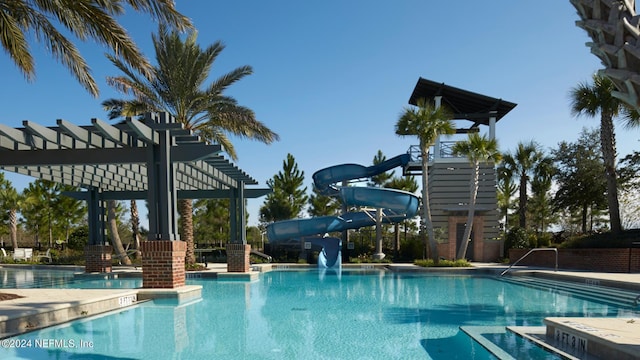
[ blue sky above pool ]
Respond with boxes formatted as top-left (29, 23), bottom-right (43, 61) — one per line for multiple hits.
top-left (1, 1), bottom-right (638, 226)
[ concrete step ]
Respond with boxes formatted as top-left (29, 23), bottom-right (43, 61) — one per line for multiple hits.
top-left (0, 285), bottom-right (203, 338)
top-left (499, 275), bottom-right (639, 308)
top-left (542, 317), bottom-right (640, 360)
top-left (0, 289), bottom-right (140, 338)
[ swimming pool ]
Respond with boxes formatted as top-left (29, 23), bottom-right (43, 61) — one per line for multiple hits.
top-left (0, 268), bottom-right (637, 359)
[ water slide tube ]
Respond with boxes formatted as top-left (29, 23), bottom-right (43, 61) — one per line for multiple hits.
top-left (266, 154), bottom-right (420, 267)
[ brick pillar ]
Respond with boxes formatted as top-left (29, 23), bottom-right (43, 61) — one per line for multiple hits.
top-left (141, 240), bottom-right (186, 288)
top-left (85, 245), bottom-right (112, 273)
top-left (227, 243), bottom-right (251, 272)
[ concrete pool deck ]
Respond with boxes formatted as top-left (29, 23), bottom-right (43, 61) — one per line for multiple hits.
top-left (0, 263), bottom-right (639, 359)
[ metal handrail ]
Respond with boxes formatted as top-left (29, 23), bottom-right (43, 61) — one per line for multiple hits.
top-left (408, 142), bottom-right (464, 162)
top-left (500, 248), bottom-right (558, 276)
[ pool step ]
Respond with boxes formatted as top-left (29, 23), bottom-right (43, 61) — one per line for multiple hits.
top-left (0, 286), bottom-right (203, 339)
top-left (0, 289), bottom-right (140, 338)
top-left (499, 275), bottom-right (639, 309)
top-left (466, 320), bottom-right (640, 360)
top-left (542, 317), bottom-right (640, 360)
top-left (507, 318), bottom-right (640, 360)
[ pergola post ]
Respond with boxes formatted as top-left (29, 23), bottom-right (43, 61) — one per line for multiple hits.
top-left (142, 113), bottom-right (185, 288)
top-left (227, 180), bottom-right (250, 272)
top-left (489, 110), bottom-right (497, 140)
top-left (84, 187), bottom-right (112, 273)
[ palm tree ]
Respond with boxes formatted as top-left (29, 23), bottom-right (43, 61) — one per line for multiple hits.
top-left (107, 200), bottom-right (131, 265)
top-left (395, 98), bottom-right (455, 261)
top-left (2, 0), bottom-right (191, 97)
top-left (496, 165), bottom-right (517, 258)
top-left (452, 133), bottom-right (501, 260)
top-left (103, 27), bottom-right (279, 264)
top-left (502, 141), bottom-right (545, 230)
top-left (569, 74), bottom-right (638, 234)
top-left (496, 165), bottom-right (517, 231)
top-left (130, 200), bottom-right (142, 259)
top-left (529, 156), bottom-right (556, 234)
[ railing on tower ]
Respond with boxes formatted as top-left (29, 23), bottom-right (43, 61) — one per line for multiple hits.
top-left (408, 141), bottom-right (463, 162)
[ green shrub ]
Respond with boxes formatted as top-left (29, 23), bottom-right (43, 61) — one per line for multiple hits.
top-left (348, 254), bottom-right (391, 264)
top-left (414, 259), bottom-right (471, 267)
top-left (536, 232), bottom-right (552, 247)
top-left (56, 248), bottom-right (85, 265)
top-left (558, 229), bottom-right (640, 248)
top-left (67, 226), bottom-right (89, 250)
top-left (398, 237), bottom-right (424, 261)
top-left (186, 263), bottom-right (206, 271)
top-left (505, 227), bottom-right (536, 251)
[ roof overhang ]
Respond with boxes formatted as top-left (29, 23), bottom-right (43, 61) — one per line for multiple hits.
top-left (409, 77), bottom-right (517, 125)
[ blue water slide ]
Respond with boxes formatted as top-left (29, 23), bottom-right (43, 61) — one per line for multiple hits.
top-left (266, 206), bottom-right (415, 242)
top-left (340, 187), bottom-right (419, 216)
top-left (309, 237), bottom-right (341, 268)
top-left (313, 153), bottom-right (411, 195)
top-left (266, 153), bottom-right (419, 268)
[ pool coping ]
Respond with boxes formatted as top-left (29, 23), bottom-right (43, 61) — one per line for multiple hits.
top-left (0, 285), bottom-right (202, 339)
top-left (0, 288), bottom-right (140, 339)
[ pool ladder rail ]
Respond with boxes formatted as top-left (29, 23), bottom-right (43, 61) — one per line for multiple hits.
top-left (500, 248), bottom-right (558, 276)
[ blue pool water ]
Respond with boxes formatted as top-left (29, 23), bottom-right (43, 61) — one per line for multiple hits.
top-left (1, 268), bottom-right (638, 359)
top-left (0, 268), bottom-right (141, 289)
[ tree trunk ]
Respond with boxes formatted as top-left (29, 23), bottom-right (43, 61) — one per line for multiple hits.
top-left (421, 146), bottom-right (438, 261)
top-left (107, 200), bottom-right (131, 265)
top-left (581, 203), bottom-right (588, 233)
top-left (130, 200), bottom-right (141, 259)
top-left (457, 162), bottom-right (479, 260)
top-left (393, 223), bottom-right (400, 259)
top-left (180, 198), bottom-right (195, 264)
top-left (48, 215), bottom-right (53, 248)
top-left (9, 208), bottom-right (18, 249)
top-left (518, 172), bottom-right (528, 229)
top-left (373, 208), bottom-right (384, 259)
top-left (600, 113), bottom-right (622, 233)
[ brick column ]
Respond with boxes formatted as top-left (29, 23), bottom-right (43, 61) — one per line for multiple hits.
top-left (142, 240), bottom-right (186, 288)
top-left (85, 245), bottom-right (112, 273)
top-left (227, 243), bottom-right (251, 272)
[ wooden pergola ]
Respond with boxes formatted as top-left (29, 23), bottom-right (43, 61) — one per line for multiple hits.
top-left (0, 112), bottom-right (268, 287)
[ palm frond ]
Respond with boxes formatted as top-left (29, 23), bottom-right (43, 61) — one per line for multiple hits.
top-left (123, 0), bottom-right (193, 31)
top-left (0, 1), bottom-right (35, 80)
top-left (104, 24), bottom-right (279, 159)
top-left (205, 103), bottom-right (280, 143)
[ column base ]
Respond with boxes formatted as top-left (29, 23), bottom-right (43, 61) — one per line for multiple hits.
top-left (84, 245), bottom-right (112, 273)
top-left (226, 243), bottom-right (251, 272)
top-left (141, 240), bottom-right (186, 288)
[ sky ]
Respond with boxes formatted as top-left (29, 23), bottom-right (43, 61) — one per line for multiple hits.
top-left (1, 1), bottom-right (639, 228)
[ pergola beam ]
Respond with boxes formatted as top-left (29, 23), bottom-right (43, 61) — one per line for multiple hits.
top-left (0, 148), bottom-right (147, 166)
top-left (64, 188), bottom-right (272, 201)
